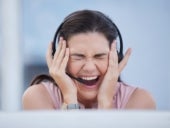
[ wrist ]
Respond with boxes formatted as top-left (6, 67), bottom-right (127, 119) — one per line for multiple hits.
top-left (98, 101), bottom-right (113, 109)
top-left (63, 94), bottom-right (78, 104)
top-left (98, 97), bottom-right (114, 109)
top-left (61, 102), bottom-right (81, 110)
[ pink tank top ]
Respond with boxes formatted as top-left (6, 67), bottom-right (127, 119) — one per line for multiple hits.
top-left (41, 81), bottom-right (137, 109)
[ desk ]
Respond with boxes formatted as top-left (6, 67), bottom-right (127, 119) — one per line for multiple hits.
top-left (0, 110), bottom-right (170, 128)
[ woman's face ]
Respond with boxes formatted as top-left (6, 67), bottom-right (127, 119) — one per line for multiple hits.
top-left (67, 32), bottom-right (110, 102)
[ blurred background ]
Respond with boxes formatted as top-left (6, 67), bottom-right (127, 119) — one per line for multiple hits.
top-left (0, 0), bottom-right (169, 111)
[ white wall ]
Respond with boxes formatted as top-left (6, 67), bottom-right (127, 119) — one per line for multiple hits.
top-left (0, 0), bottom-right (23, 111)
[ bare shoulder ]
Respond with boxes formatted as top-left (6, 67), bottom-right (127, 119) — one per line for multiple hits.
top-left (22, 84), bottom-right (55, 110)
top-left (125, 87), bottom-right (156, 109)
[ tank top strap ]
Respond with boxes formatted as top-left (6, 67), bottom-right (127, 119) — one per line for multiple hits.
top-left (115, 82), bottom-right (137, 109)
top-left (41, 81), bottom-right (63, 109)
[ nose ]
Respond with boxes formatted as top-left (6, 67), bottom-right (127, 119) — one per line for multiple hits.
top-left (82, 59), bottom-right (97, 73)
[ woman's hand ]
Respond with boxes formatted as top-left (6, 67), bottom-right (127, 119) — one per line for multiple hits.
top-left (46, 37), bottom-right (78, 104)
top-left (97, 41), bottom-right (132, 108)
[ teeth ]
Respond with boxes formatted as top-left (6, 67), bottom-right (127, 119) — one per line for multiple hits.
top-left (81, 76), bottom-right (97, 80)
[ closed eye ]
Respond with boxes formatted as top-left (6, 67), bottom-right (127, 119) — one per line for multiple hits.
top-left (70, 54), bottom-right (85, 61)
top-left (94, 53), bottom-right (108, 59)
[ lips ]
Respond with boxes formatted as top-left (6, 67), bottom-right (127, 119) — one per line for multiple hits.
top-left (78, 76), bottom-right (99, 86)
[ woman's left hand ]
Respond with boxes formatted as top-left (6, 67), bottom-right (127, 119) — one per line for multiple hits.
top-left (97, 41), bottom-right (132, 109)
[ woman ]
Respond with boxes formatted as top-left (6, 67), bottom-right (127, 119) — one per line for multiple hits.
top-left (22, 10), bottom-right (156, 110)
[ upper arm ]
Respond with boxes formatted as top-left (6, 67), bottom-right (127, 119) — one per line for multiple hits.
top-left (125, 88), bottom-right (156, 109)
top-left (22, 84), bottom-right (55, 110)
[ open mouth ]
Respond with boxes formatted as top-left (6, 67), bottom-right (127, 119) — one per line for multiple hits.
top-left (66, 73), bottom-right (100, 86)
top-left (78, 76), bottom-right (99, 86)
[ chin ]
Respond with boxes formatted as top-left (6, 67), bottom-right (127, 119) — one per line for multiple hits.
top-left (78, 90), bottom-right (98, 101)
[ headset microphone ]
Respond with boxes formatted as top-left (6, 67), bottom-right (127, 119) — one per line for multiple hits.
top-left (66, 73), bottom-right (87, 84)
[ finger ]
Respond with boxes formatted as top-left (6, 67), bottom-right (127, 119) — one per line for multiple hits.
top-left (111, 40), bottom-right (116, 51)
top-left (112, 42), bottom-right (118, 67)
top-left (118, 48), bottom-right (132, 73)
top-left (53, 40), bottom-right (66, 68)
top-left (46, 42), bottom-right (53, 68)
top-left (108, 42), bottom-right (118, 70)
top-left (60, 48), bottom-right (69, 70)
top-left (53, 37), bottom-right (63, 60)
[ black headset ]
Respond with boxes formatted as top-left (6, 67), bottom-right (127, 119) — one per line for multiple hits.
top-left (111, 22), bottom-right (124, 63)
top-left (52, 20), bottom-right (124, 63)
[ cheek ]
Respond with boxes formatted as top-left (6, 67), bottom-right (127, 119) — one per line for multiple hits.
top-left (66, 62), bottom-right (81, 75)
top-left (96, 60), bottom-right (109, 74)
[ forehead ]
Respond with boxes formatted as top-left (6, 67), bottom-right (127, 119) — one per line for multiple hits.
top-left (67, 32), bottom-right (110, 52)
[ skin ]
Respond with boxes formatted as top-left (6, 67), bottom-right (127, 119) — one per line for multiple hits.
top-left (22, 32), bottom-right (156, 110)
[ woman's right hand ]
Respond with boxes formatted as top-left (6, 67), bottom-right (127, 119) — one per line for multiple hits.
top-left (46, 37), bottom-right (78, 104)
